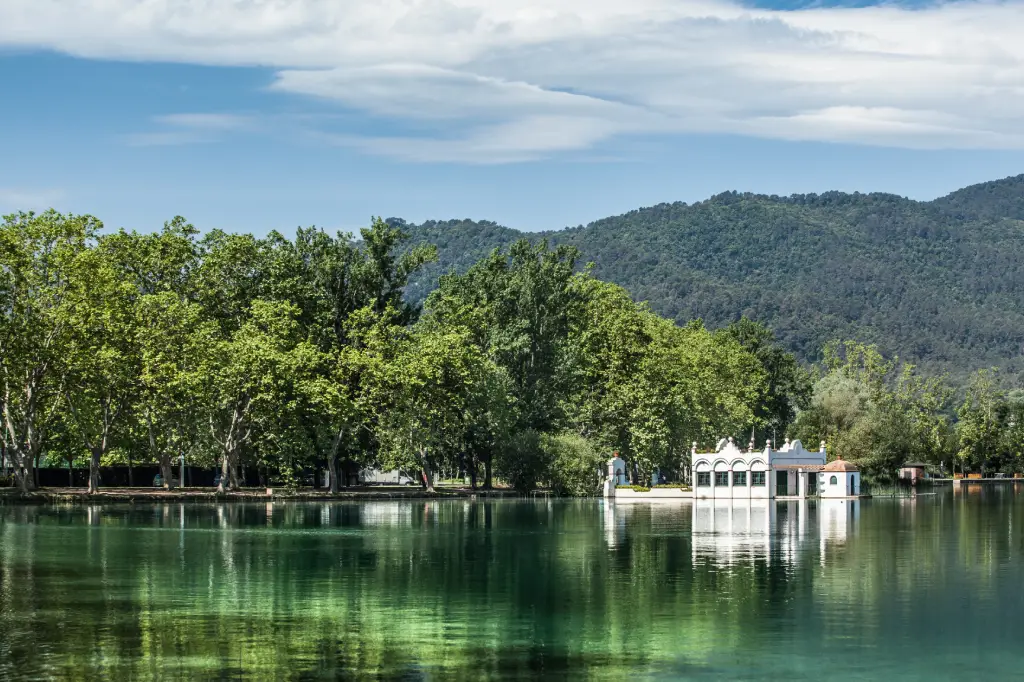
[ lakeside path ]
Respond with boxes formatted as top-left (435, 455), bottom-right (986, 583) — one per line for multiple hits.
top-left (0, 486), bottom-right (528, 505)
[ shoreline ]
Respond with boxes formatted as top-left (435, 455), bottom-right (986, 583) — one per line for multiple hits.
top-left (0, 486), bottom-right (530, 505)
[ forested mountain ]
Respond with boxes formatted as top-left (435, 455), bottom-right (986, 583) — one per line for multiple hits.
top-left (397, 174), bottom-right (1024, 383)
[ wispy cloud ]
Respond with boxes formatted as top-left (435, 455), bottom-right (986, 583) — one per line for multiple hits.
top-left (154, 113), bottom-right (255, 131)
top-left (0, 187), bottom-right (65, 211)
top-left (124, 112), bottom-right (257, 146)
top-left (4, 0), bottom-right (1024, 162)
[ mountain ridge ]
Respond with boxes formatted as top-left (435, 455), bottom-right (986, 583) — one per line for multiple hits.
top-left (396, 174), bottom-right (1024, 383)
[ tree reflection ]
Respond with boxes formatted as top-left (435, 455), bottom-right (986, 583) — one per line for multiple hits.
top-left (0, 495), bottom-right (1021, 680)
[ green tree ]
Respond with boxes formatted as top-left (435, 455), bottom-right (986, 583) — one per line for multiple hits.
top-left (205, 300), bottom-right (318, 492)
top-left (956, 370), bottom-right (1005, 476)
top-left (0, 211), bottom-right (96, 493)
top-left (719, 318), bottom-right (812, 440)
top-left (793, 340), bottom-right (954, 482)
top-left (62, 237), bottom-right (140, 493)
top-left (136, 292), bottom-right (216, 489)
top-left (103, 219), bottom-right (204, 489)
top-left (372, 321), bottom-right (497, 493)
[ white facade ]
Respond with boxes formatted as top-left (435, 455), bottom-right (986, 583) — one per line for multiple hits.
top-left (691, 437), bottom-right (827, 500)
top-left (820, 467), bottom-right (861, 498)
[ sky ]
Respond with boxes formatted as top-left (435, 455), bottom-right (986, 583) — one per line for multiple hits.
top-left (1, 0), bottom-right (1024, 235)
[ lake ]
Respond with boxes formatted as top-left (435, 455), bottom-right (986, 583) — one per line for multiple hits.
top-left (2, 490), bottom-right (1023, 680)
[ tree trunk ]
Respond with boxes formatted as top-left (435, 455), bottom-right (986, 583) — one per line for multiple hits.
top-left (220, 448), bottom-right (241, 491)
top-left (420, 448), bottom-right (435, 494)
top-left (67, 458), bottom-right (74, 487)
top-left (217, 448), bottom-right (232, 493)
top-left (328, 455), bottom-right (339, 493)
top-left (215, 444), bottom-right (240, 491)
top-left (328, 429), bottom-right (345, 493)
top-left (87, 447), bottom-right (101, 494)
top-left (213, 401), bottom-right (248, 493)
top-left (127, 444), bottom-right (134, 487)
top-left (17, 468), bottom-right (33, 494)
top-left (3, 438), bottom-right (38, 494)
top-left (9, 448), bottom-right (36, 494)
top-left (469, 453), bottom-right (478, 491)
top-left (149, 422), bottom-right (175, 490)
top-left (34, 450), bottom-right (41, 488)
top-left (159, 455), bottom-right (175, 491)
top-left (483, 452), bottom-right (493, 490)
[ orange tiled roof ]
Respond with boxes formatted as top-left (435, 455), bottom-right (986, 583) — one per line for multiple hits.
top-left (823, 459), bottom-right (859, 472)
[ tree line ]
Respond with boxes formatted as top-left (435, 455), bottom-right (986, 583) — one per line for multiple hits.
top-left (1, 211), bottom-right (1020, 495)
top-left (791, 341), bottom-right (1024, 479)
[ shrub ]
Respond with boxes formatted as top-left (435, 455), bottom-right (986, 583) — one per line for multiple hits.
top-left (616, 485), bottom-right (651, 492)
top-left (497, 429), bottom-right (546, 494)
top-left (542, 432), bottom-right (605, 496)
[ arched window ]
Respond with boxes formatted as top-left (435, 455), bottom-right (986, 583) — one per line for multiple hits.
top-left (830, 475), bottom-right (838, 485)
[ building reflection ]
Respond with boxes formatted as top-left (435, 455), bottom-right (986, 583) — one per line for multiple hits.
top-left (692, 499), bottom-right (773, 565)
top-left (818, 498), bottom-right (859, 566)
top-left (603, 501), bottom-right (625, 548)
top-left (692, 498), bottom-right (859, 567)
top-left (359, 501), bottom-right (414, 527)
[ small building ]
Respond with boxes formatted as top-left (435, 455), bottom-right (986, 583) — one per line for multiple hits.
top-left (898, 462), bottom-right (928, 482)
top-left (691, 437), bottom-right (827, 499)
top-left (607, 455), bottom-right (628, 487)
top-left (820, 458), bottom-right (860, 498)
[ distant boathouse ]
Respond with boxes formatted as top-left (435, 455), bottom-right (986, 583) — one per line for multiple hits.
top-left (603, 436), bottom-right (861, 500)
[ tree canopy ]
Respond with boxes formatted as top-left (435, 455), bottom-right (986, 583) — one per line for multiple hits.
top-left (4, 200), bottom-right (1022, 494)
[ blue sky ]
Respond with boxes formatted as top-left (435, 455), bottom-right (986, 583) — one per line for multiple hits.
top-left (2, 0), bottom-right (1023, 235)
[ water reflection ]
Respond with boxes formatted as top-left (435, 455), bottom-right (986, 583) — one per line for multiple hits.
top-left (359, 501), bottom-right (414, 527)
top-left (3, 494), bottom-right (1024, 681)
top-left (691, 498), bottom-right (860, 568)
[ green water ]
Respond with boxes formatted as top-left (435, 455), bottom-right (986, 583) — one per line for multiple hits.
top-left (2, 492), bottom-right (1023, 680)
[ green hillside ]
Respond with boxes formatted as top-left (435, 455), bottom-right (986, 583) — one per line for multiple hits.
top-left (398, 175), bottom-right (1024, 382)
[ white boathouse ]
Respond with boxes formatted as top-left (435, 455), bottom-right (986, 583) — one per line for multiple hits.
top-left (691, 437), bottom-right (829, 499)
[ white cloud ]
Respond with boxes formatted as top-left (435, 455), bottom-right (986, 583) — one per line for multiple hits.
top-left (3, 0), bottom-right (1024, 161)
